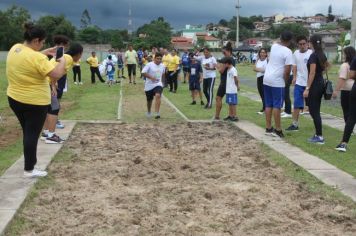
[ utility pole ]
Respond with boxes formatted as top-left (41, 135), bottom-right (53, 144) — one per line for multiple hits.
top-left (351, 0), bottom-right (356, 47)
top-left (128, 0), bottom-right (133, 37)
top-left (236, 0), bottom-right (241, 48)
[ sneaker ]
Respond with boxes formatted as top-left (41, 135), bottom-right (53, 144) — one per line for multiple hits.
top-left (79, 82), bottom-right (83, 85)
top-left (308, 135), bottom-right (325, 145)
top-left (265, 127), bottom-right (274, 136)
top-left (273, 129), bottom-right (284, 138)
top-left (335, 143), bottom-right (347, 152)
top-left (281, 112), bottom-right (292, 118)
top-left (40, 132), bottom-right (48, 141)
top-left (230, 117), bottom-right (239, 122)
top-left (201, 101), bottom-right (205, 106)
top-left (223, 116), bottom-right (231, 121)
top-left (213, 117), bottom-right (220, 121)
top-left (190, 101), bottom-right (196, 105)
top-left (56, 121), bottom-right (65, 129)
top-left (155, 115), bottom-right (161, 119)
top-left (301, 111), bottom-right (309, 115)
top-left (146, 112), bottom-right (152, 118)
top-left (45, 134), bottom-right (64, 144)
top-left (257, 110), bottom-right (264, 115)
top-left (74, 82), bottom-right (78, 85)
top-left (286, 124), bottom-right (299, 132)
top-left (24, 169), bottom-right (47, 178)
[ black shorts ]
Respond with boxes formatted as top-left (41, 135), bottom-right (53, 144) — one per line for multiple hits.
top-left (127, 64), bottom-right (136, 76)
top-left (145, 86), bottom-right (163, 101)
top-left (183, 67), bottom-right (190, 73)
top-left (216, 84), bottom-right (226, 98)
top-left (189, 80), bottom-right (201, 91)
top-left (48, 96), bottom-right (60, 115)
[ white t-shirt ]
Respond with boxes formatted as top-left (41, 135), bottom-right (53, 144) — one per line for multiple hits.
top-left (255, 59), bottom-right (268, 78)
top-left (226, 67), bottom-right (238, 94)
top-left (141, 62), bottom-right (165, 91)
top-left (201, 56), bottom-right (217, 79)
top-left (293, 49), bottom-right (312, 86)
top-left (263, 43), bottom-right (293, 88)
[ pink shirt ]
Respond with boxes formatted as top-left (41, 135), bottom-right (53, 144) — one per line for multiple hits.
top-left (339, 63), bottom-right (354, 91)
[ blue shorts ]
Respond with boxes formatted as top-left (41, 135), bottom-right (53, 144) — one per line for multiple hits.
top-left (294, 84), bottom-right (306, 109)
top-left (226, 93), bottom-right (238, 105)
top-left (189, 80), bottom-right (201, 91)
top-left (107, 73), bottom-right (115, 81)
top-left (263, 85), bottom-right (285, 109)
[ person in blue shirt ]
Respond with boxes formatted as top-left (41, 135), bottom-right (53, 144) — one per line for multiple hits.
top-left (181, 49), bottom-right (190, 83)
top-left (188, 54), bottom-right (203, 105)
top-left (137, 48), bottom-right (144, 77)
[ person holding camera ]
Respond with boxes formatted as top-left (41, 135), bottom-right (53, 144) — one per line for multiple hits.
top-left (6, 22), bottom-right (66, 177)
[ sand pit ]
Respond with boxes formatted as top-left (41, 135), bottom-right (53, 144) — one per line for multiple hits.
top-left (12, 122), bottom-right (356, 235)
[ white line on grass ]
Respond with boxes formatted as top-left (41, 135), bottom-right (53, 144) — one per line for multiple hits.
top-left (161, 94), bottom-right (189, 122)
top-left (117, 80), bottom-right (123, 120)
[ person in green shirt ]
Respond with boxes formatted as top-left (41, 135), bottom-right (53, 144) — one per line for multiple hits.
top-left (125, 44), bottom-right (138, 84)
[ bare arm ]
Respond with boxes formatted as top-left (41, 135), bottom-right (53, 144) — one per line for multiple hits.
top-left (350, 70), bottom-right (356, 80)
top-left (218, 63), bottom-right (226, 74)
top-left (284, 65), bottom-right (292, 83)
top-left (303, 63), bottom-right (316, 98)
top-left (292, 65), bottom-right (297, 84)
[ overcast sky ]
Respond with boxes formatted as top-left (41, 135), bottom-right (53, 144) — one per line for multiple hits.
top-left (0, 0), bottom-right (353, 30)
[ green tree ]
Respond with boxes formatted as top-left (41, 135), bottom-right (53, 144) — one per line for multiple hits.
top-left (268, 23), bottom-right (309, 39)
top-left (134, 17), bottom-right (172, 48)
top-left (0, 5), bottom-right (31, 50)
top-left (338, 19), bottom-right (351, 30)
top-left (78, 26), bottom-right (101, 43)
top-left (80, 9), bottom-right (91, 29)
top-left (196, 37), bottom-right (207, 48)
top-left (219, 19), bottom-right (228, 27)
top-left (37, 15), bottom-right (76, 45)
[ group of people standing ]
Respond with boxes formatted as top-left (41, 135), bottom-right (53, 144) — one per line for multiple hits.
top-left (254, 31), bottom-right (356, 152)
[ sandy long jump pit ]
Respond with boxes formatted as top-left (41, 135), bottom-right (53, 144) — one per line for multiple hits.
top-left (11, 122), bottom-right (356, 235)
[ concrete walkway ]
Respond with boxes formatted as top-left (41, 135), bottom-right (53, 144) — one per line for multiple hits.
top-left (240, 90), bottom-right (353, 132)
top-left (0, 121), bottom-right (76, 234)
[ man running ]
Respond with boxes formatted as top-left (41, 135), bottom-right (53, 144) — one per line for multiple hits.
top-left (142, 52), bottom-right (165, 119)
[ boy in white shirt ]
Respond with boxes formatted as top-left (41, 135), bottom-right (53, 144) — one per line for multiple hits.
top-left (224, 57), bottom-right (240, 122)
top-left (141, 52), bottom-right (165, 119)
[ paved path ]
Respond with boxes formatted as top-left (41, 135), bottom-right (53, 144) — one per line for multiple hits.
top-left (0, 121), bottom-right (76, 235)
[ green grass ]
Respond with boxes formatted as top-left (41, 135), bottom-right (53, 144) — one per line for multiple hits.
top-left (164, 81), bottom-right (356, 178)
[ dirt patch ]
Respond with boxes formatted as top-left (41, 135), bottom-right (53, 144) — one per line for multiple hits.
top-left (0, 111), bottom-right (22, 148)
top-left (13, 123), bottom-right (356, 235)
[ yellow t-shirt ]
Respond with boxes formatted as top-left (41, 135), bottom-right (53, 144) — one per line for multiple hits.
top-left (162, 54), bottom-right (172, 68)
top-left (125, 50), bottom-right (137, 64)
top-left (167, 55), bottom-right (180, 71)
top-left (87, 56), bottom-right (99, 67)
top-left (6, 43), bottom-right (55, 105)
top-left (47, 54), bottom-right (74, 84)
top-left (73, 59), bottom-right (80, 66)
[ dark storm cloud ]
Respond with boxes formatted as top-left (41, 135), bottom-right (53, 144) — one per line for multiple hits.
top-left (0, 0), bottom-right (352, 30)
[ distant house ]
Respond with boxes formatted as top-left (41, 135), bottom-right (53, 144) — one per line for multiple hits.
top-left (171, 37), bottom-right (194, 50)
top-left (207, 25), bottom-right (231, 37)
top-left (196, 33), bottom-right (220, 48)
top-left (253, 22), bottom-right (271, 32)
top-left (316, 29), bottom-right (344, 39)
top-left (182, 25), bottom-right (206, 40)
top-left (305, 15), bottom-right (327, 24)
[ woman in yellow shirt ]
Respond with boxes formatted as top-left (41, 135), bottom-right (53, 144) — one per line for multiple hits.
top-left (6, 22), bottom-right (67, 178)
top-left (86, 51), bottom-right (105, 83)
top-left (167, 49), bottom-right (180, 93)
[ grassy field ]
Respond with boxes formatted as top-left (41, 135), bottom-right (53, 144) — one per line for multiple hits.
top-left (164, 80), bottom-right (356, 178)
top-left (0, 61), bottom-right (120, 175)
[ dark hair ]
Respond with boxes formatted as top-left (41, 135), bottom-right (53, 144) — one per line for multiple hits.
top-left (296, 35), bottom-right (308, 43)
top-left (258, 48), bottom-right (267, 58)
top-left (224, 57), bottom-right (233, 65)
top-left (53, 35), bottom-right (70, 46)
top-left (155, 52), bottom-right (162, 58)
top-left (66, 43), bottom-right (83, 57)
top-left (223, 42), bottom-right (233, 55)
top-left (310, 34), bottom-right (328, 70)
top-left (108, 55), bottom-right (112, 60)
top-left (23, 22), bottom-right (46, 42)
top-left (343, 46), bottom-right (356, 65)
top-left (280, 31), bottom-right (293, 42)
top-left (203, 47), bottom-right (210, 52)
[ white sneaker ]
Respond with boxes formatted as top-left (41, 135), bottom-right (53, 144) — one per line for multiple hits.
top-left (146, 112), bottom-right (152, 118)
top-left (79, 82), bottom-right (83, 85)
top-left (281, 112), bottom-right (292, 118)
top-left (24, 169), bottom-right (47, 178)
top-left (74, 82), bottom-right (78, 85)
